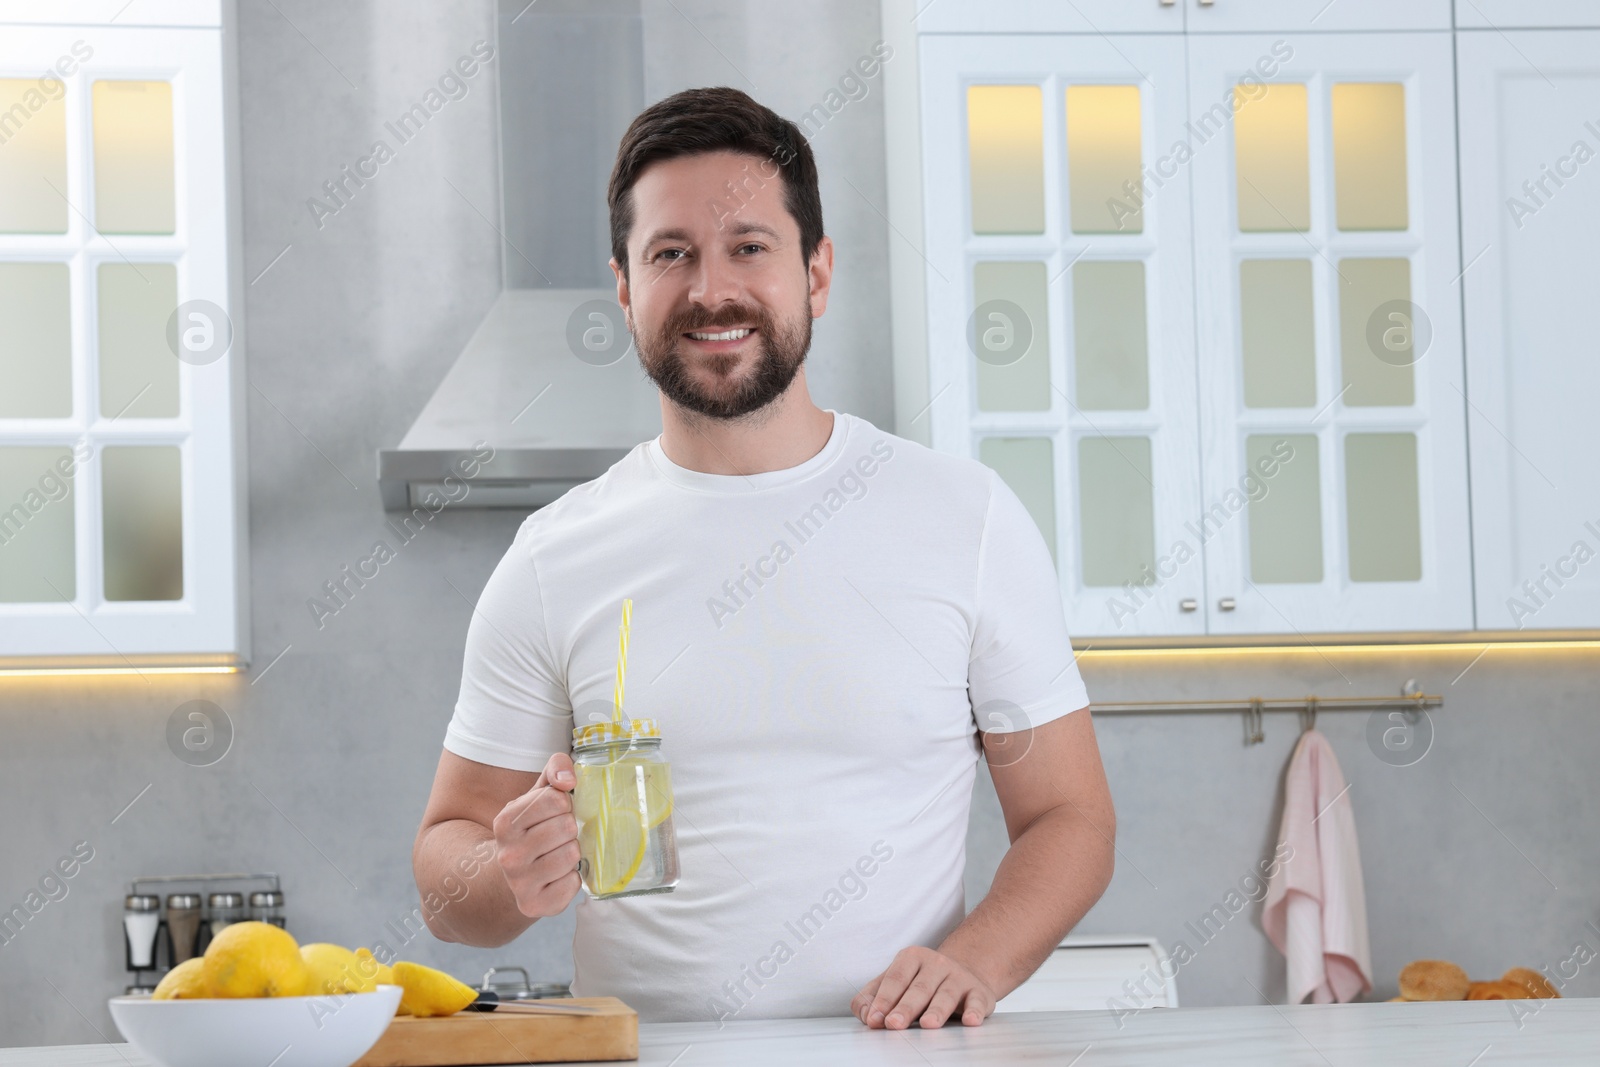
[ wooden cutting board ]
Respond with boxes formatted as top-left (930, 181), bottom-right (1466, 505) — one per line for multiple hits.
top-left (351, 998), bottom-right (638, 1065)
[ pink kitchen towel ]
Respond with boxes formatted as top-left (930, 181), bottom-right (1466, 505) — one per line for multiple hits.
top-left (1261, 729), bottom-right (1373, 1004)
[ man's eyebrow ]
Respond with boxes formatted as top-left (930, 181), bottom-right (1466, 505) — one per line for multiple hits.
top-left (640, 221), bottom-right (783, 247)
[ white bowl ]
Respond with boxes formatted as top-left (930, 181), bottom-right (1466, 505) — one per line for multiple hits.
top-left (110, 984), bottom-right (402, 1067)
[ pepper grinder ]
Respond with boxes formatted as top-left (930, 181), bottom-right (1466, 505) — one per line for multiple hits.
top-left (165, 893), bottom-right (202, 965)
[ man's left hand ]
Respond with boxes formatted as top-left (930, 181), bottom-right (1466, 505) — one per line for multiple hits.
top-left (851, 946), bottom-right (998, 1029)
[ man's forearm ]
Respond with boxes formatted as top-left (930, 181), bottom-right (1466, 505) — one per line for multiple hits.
top-left (414, 818), bottom-right (536, 947)
top-left (937, 804), bottom-right (1116, 999)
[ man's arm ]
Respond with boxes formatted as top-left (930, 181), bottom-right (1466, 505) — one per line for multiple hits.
top-left (412, 748), bottom-right (583, 947)
top-left (852, 705), bottom-right (1115, 1028)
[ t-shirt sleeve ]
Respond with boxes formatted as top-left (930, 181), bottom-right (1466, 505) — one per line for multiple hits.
top-left (443, 521), bottom-right (572, 772)
top-left (968, 468), bottom-right (1091, 733)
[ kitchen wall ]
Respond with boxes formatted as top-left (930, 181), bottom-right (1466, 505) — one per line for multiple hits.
top-left (1, 0), bottom-right (1596, 1049)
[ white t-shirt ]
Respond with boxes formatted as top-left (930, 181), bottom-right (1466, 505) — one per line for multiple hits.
top-left (443, 409), bottom-right (1090, 1024)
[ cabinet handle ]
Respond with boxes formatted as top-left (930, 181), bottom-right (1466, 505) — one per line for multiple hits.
top-left (1218, 597), bottom-right (1236, 611)
top-left (1179, 598), bottom-right (1198, 612)
top-left (1160, 0), bottom-right (1176, 5)
top-left (1198, 0), bottom-right (1214, 6)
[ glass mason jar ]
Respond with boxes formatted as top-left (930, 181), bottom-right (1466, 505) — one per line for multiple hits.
top-left (571, 718), bottom-right (679, 900)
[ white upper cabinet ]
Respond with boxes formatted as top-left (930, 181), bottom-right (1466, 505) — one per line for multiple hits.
top-left (1457, 30), bottom-right (1600, 631)
top-left (1456, 2), bottom-right (1600, 29)
top-left (914, 0), bottom-right (1183, 35)
top-left (1188, 32), bottom-right (1472, 636)
top-left (1185, 0), bottom-right (1452, 33)
top-left (918, 34), bottom-right (1207, 639)
top-left (0, 11), bottom-right (247, 665)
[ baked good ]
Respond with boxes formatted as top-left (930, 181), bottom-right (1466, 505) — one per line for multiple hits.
top-left (1398, 960), bottom-right (1470, 1001)
top-left (1502, 967), bottom-right (1560, 999)
top-left (1466, 980), bottom-right (1528, 1000)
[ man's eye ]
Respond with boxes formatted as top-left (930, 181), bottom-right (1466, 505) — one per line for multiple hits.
top-left (655, 249), bottom-right (684, 262)
top-left (738, 244), bottom-right (763, 254)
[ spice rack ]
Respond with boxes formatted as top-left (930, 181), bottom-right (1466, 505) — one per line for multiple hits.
top-left (123, 872), bottom-right (284, 993)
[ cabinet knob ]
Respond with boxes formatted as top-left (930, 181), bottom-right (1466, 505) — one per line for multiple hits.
top-left (1218, 597), bottom-right (1236, 611)
top-left (1179, 598), bottom-right (1198, 612)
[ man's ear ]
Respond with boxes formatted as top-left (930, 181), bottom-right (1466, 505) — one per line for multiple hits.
top-left (610, 257), bottom-right (630, 312)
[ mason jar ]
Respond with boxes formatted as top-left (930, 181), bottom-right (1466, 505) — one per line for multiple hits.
top-left (571, 718), bottom-right (679, 900)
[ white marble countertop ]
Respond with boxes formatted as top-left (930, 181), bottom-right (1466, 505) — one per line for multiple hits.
top-left (5, 998), bottom-right (1597, 1066)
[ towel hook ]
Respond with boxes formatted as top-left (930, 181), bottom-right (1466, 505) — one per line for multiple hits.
top-left (1245, 698), bottom-right (1264, 746)
top-left (1300, 696), bottom-right (1318, 734)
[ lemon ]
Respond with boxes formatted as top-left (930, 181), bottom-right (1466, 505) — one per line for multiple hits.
top-left (391, 961), bottom-right (478, 1018)
top-left (151, 957), bottom-right (211, 1000)
top-left (301, 943), bottom-right (374, 995)
top-left (202, 921), bottom-right (309, 998)
top-left (579, 803), bottom-right (646, 896)
top-left (354, 947), bottom-right (394, 987)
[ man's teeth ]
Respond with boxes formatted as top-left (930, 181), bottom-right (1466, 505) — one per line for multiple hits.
top-left (688, 328), bottom-right (752, 341)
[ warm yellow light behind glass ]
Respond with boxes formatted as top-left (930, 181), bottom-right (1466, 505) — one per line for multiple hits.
top-left (1240, 259), bottom-right (1316, 408)
top-left (101, 445), bottom-right (183, 601)
top-left (1247, 434), bottom-right (1322, 583)
top-left (0, 447), bottom-right (76, 602)
top-left (92, 80), bottom-right (176, 235)
top-left (1345, 432), bottom-right (1421, 582)
top-left (0, 264), bottom-right (72, 418)
top-left (0, 79), bottom-right (68, 232)
top-left (1332, 83), bottom-right (1409, 231)
top-left (1073, 261), bottom-right (1149, 410)
top-left (974, 261), bottom-right (1050, 412)
top-left (1078, 436), bottom-right (1154, 587)
top-left (1066, 85), bottom-right (1142, 234)
top-left (967, 85), bottom-right (1045, 235)
top-left (1338, 257), bottom-right (1414, 407)
top-left (979, 437), bottom-right (1057, 567)
top-left (1234, 83), bottom-right (1310, 232)
top-left (98, 263), bottom-right (180, 419)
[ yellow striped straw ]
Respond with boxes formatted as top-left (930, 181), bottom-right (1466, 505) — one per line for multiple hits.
top-left (612, 598), bottom-right (632, 723)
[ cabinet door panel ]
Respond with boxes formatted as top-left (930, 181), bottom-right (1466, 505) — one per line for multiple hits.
top-left (920, 34), bottom-right (1205, 638)
top-left (1189, 33), bottom-right (1472, 635)
top-left (1457, 3), bottom-right (1600, 29)
top-left (1459, 31), bottom-right (1600, 630)
top-left (1186, 0), bottom-right (1451, 34)
top-left (916, 0), bottom-right (1182, 35)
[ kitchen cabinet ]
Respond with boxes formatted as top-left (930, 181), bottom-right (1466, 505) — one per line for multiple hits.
top-left (1457, 30), bottom-right (1600, 631)
top-left (914, 0), bottom-right (1183, 35)
top-left (1183, 0), bottom-right (1452, 34)
top-left (918, 33), bottom-right (1208, 638)
top-left (1188, 32), bottom-right (1472, 635)
top-left (0, 3), bottom-right (248, 666)
top-left (1456, 2), bottom-right (1600, 29)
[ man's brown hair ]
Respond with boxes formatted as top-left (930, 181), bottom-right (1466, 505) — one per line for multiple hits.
top-left (607, 86), bottom-right (824, 280)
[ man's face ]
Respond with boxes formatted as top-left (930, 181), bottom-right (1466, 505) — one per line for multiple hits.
top-left (612, 150), bottom-right (831, 421)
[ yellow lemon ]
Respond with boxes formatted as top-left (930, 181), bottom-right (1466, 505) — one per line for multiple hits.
top-left (202, 921), bottom-right (309, 998)
top-left (301, 943), bottom-right (373, 995)
top-left (579, 803), bottom-right (645, 896)
top-left (390, 961), bottom-right (478, 1018)
top-left (354, 947), bottom-right (394, 987)
top-left (151, 957), bottom-right (211, 1000)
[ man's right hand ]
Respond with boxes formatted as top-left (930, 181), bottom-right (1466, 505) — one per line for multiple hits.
top-left (492, 752), bottom-right (582, 918)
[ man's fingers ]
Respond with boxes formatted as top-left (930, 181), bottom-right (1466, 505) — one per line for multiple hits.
top-left (960, 984), bottom-right (996, 1026)
top-left (496, 784), bottom-right (571, 837)
top-left (542, 751), bottom-right (576, 791)
top-left (851, 977), bottom-right (882, 1024)
top-left (884, 967), bottom-right (944, 1029)
top-left (918, 977), bottom-right (963, 1028)
top-left (868, 952), bottom-right (925, 1027)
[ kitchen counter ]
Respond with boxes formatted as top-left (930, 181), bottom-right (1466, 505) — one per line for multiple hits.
top-left (5, 998), bottom-right (1597, 1065)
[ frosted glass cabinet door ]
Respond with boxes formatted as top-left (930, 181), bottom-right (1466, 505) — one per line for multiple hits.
top-left (920, 33), bottom-right (1205, 638)
top-left (1456, 2), bottom-right (1600, 29)
top-left (1188, 32), bottom-right (1473, 635)
top-left (1458, 31), bottom-right (1600, 630)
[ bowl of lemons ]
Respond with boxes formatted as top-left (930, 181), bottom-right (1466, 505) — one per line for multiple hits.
top-left (109, 921), bottom-right (480, 1067)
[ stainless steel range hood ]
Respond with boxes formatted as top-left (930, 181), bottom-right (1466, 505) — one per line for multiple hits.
top-left (379, 0), bottom-right (655, 510)
top-left (377, 288), bottom-right (661, 509)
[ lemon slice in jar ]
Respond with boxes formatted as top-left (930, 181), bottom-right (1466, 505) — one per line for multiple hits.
top-left (580, 803), bottom-right (646, 896)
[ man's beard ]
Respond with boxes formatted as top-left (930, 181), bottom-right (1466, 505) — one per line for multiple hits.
top-left (631, 299), bottom-right (811, 421)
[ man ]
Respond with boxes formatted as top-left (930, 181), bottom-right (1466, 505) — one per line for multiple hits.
top-left (413, 86), bottom-right (1115, 1030)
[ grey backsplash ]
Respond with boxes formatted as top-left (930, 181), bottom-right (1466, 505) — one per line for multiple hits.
top-left (2, 0), bottom-right (1597, 1049)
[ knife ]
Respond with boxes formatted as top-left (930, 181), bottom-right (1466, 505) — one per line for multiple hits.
top-left (464, 990), bottom-right (602, 1015)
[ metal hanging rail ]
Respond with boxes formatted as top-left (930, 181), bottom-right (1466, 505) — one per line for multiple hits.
top-left (1089, 682), bottom-right (1440, 745)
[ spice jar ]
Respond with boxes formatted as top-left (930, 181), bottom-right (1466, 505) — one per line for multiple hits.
top-left (571, 718), bottom-right (678, 899)
top-left (123, 895), bottom-right (161, 971)
top-left (165, 894), bottom-right (202, 965)
top-left (248, 890), bottom-right (285, 928)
